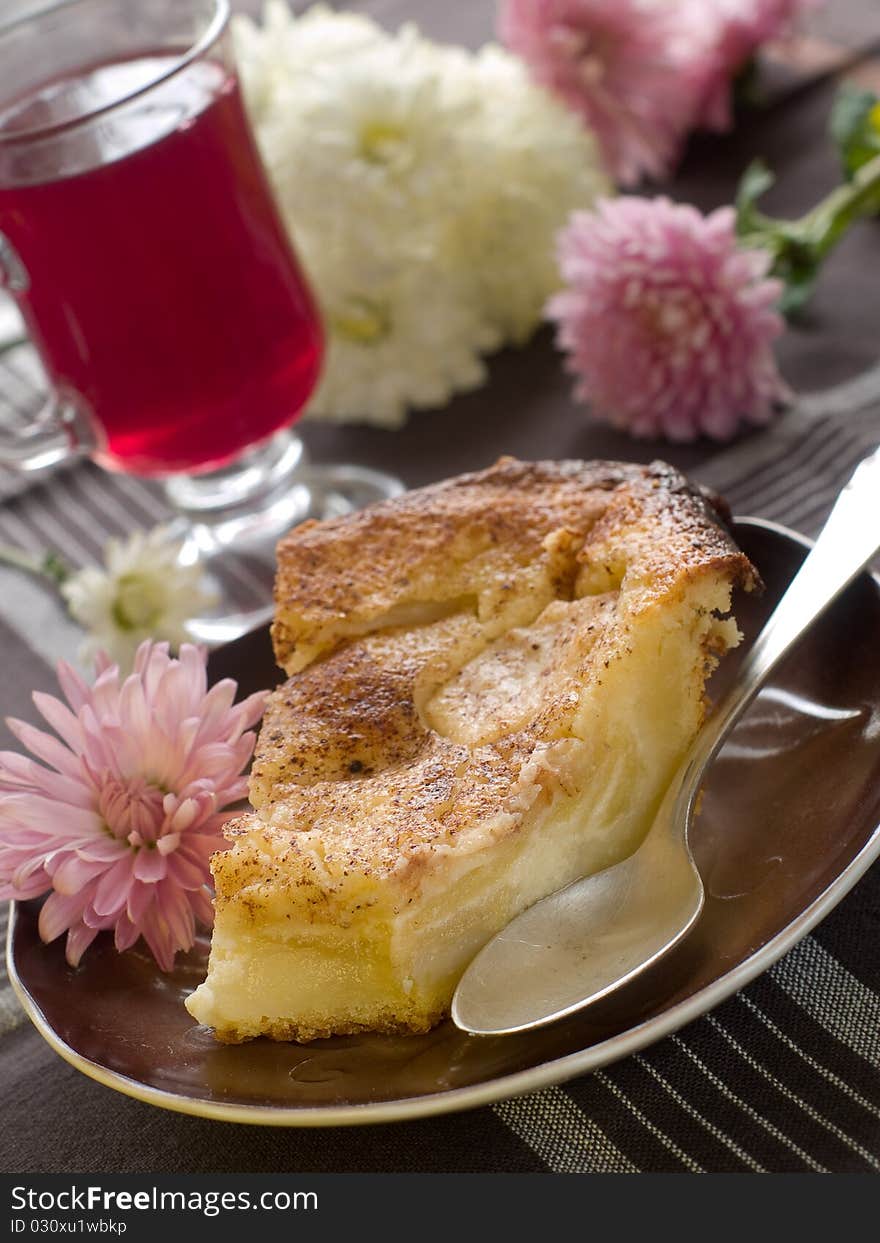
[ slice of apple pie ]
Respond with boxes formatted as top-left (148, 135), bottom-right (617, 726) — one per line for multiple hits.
top-left (186, 458), bottom-right (756, 1042)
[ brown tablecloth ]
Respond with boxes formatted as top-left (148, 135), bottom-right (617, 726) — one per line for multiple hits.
top-left (1, 0), bottom-right (879, 1173)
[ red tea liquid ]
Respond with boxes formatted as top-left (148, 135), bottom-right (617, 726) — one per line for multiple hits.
top-left (0, 55), bottom-right (323, 475)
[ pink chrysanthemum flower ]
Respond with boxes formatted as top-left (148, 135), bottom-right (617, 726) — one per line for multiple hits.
top-left (547, 197), bottom-right (790, 441)
top-left (497, 0), bottom-right (710, 185)
top-left (0, 642), bottom-right (267, 971)
top-left (688, 0), bottom-right (820, 131)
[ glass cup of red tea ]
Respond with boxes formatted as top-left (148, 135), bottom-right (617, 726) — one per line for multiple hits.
top-left (0, 0), bottom-right (402, 638)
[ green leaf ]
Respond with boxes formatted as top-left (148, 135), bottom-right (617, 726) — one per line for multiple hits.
top-left (829, 86), bottom-right (880, 179)
top-left (735, 159), bottom-right (776, 236)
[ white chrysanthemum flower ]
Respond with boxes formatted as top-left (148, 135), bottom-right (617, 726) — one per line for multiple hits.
top-left (234, 3), bottom-right (607, 425)
top-left (60, 527), bottom-right (218, 672)
top-left (303, 245), bottom-right (499, 428)
top-left (445, 46), bottom-right (610, 343)
top-left (233, 2), bottom-right (386, 124)
top-left (256, 25), bottom-right (477, 249)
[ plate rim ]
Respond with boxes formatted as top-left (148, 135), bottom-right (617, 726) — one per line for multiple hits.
top-left (8, 515), bottom-right (880, 1127)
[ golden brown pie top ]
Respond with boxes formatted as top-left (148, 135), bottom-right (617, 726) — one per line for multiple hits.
top-left (271, 457), bottom-right (752, 674)
top-left (221, 459), bottom-right (755, 905)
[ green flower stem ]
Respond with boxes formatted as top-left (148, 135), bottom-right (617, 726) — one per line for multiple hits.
top-left (797, 151), bottom-right (880, 258)
top-left (0, 542), bottom-right (69, 587)
top-left (738, 151), bottom-right (880, 315)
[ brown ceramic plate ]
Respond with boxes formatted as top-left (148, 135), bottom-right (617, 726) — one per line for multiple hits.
top-left (8, 518), bottom-right (880, 1126)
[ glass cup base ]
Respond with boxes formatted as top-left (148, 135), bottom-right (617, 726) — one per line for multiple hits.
top-left (162, 429), bottom-right (404, 645)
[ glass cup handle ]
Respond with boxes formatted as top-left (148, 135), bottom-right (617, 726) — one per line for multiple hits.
top-left (0, 231), bottom-right (87, 472)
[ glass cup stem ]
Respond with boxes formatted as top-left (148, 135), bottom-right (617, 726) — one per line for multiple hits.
top-left (165, 430), bottom-right (404, 644)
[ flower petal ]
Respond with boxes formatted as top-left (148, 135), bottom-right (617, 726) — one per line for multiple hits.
top-left (77, 838), bottom-right (129, 864)
top-left (50, 852), bottom-right (107, 895)
top-left (91, 856), bottom-right (134, 917)
top-left (65, 921), bottom-right (99, 967)
top-left (114, 914), bottom-right (141, 952)
top-left (141, 914), bottom-right (178, 973)
top-left (39, 889), bottom-right (87, 942)
top-left (189, 886), bottom-right (215, 928)
top-left (126, 880), bottom-right (153, 924)
top-left (56, 660), bottom-right (92, 714)
top-left (133, 848), bottom-right (167, 883)
top-left (168, 799), bottom-right (198, 834)
top-left (31, 692), bottom-right (85, 754)
top-left (166, 850), bottom-right (210, 890)
top-left (4, 719), bottom-right (82, 778)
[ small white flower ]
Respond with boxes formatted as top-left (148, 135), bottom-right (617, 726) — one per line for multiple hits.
top-left (60, 527), bottom-right (218, 672)
top-left (234, 3), bottom-right (608, 426)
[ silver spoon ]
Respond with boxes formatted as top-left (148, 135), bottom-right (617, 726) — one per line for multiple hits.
top-left (452, 446), bottom-right (880, 1037)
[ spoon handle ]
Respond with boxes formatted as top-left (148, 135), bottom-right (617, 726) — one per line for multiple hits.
top-left (693, 445), bottom-right (880, 777)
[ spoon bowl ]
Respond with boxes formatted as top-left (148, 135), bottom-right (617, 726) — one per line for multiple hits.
top-left (451, 794), bottom-right (704, 1035)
